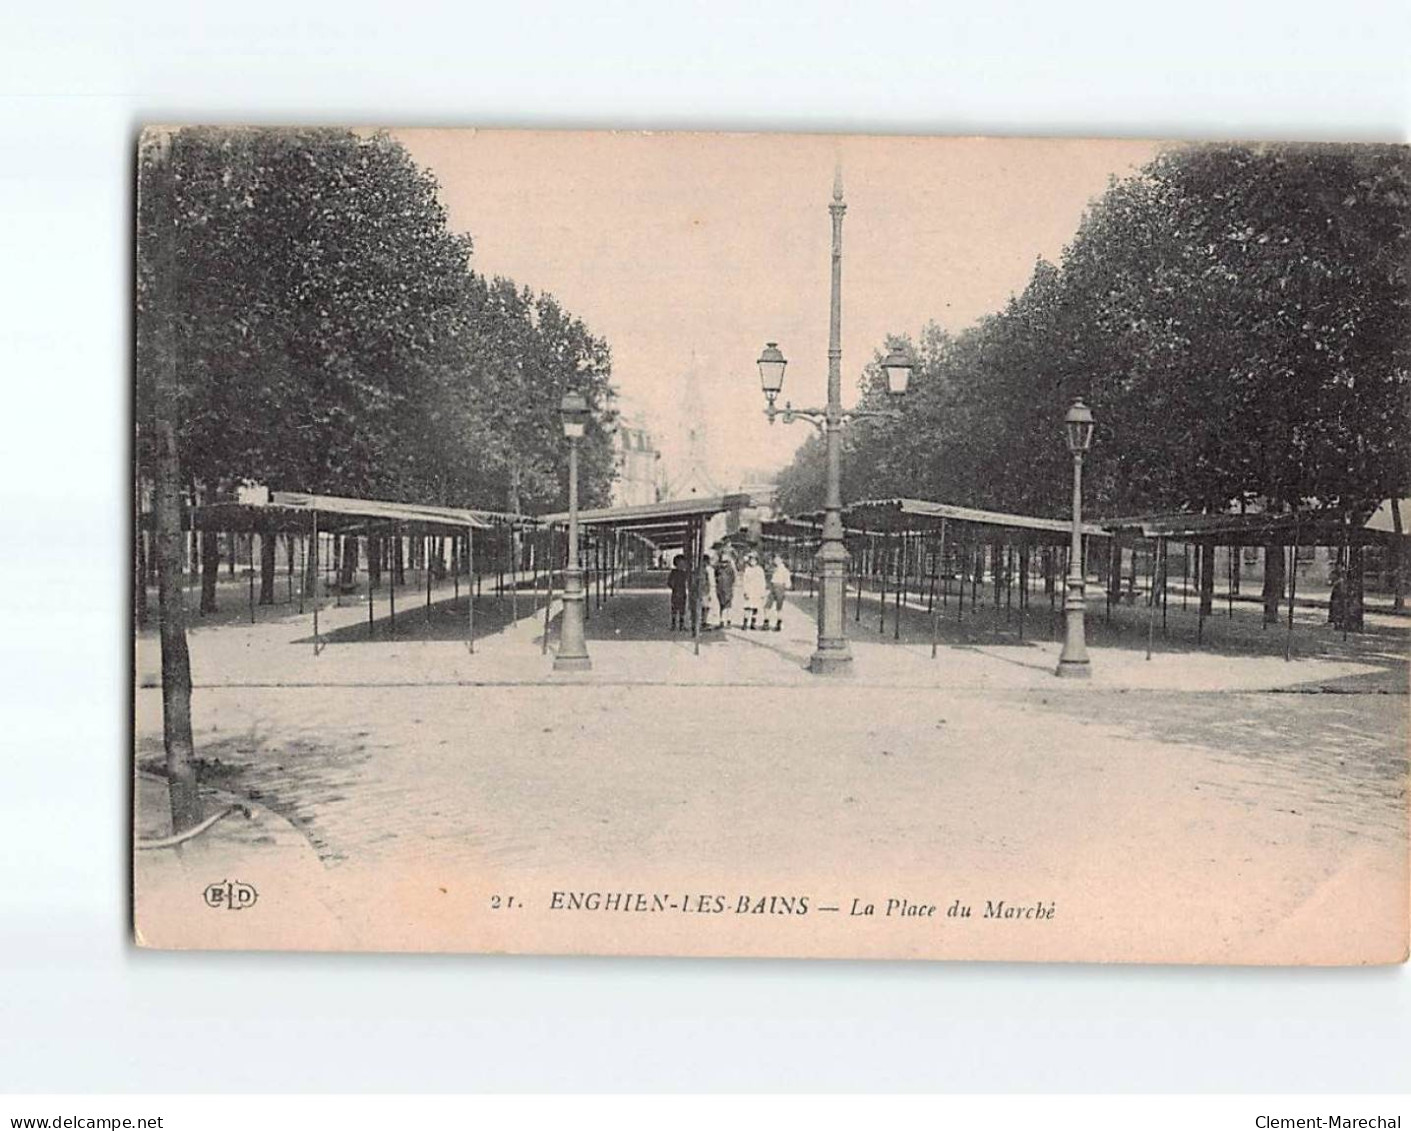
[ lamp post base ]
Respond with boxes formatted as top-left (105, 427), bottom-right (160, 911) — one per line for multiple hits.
top-left (808, 647), bottom-right (854, 676)
top-left (554, 570), bottom-right (591, 673)
top-left (1056, 573), bottom-right (1090, 678)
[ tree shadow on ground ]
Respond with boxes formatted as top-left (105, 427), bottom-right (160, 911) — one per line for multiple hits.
top-left (136, 727), bottom-right (372, 865)
top-left (293, 576), bottom-right (718, 650)
top-left (136, 573), bottom-right (318, 634)
top-left (791, 583), bottom-right (1410, 691)
top-left (580, 588), bottom-right (728, 646)
top-left (294, 593), bottom-right (525, 646)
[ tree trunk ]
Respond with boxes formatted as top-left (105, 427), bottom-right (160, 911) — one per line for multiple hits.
top-left (1261, 541), bottom-right (1284, 625)
top-left (154, 418), bottom-right (203, 832)
top-left (339, 535), bottom-right (358, 589)
top-left (134, 522), bottom-right (149, 627)
top-left (200, 529), bottom-right (220, 613)
top-left (303, 532), bottom-right (318, 597)
top-left (1348, 543), bottom-right (1365, 631)
top-left (368, 534), bottom-right (382, 589)
top-left (508, 462), bottom-right (523, 589)
top-left (1392, 501), bottom-right (1405, 612)
top-left (1198, 539), bottom-right (1215, 616)
top-left (258, 528), bottom-right (276, 605)
top-left (145, 132), bottom-right (201, 833)
top-left (226, 532), bottom-right (236, 577)
top-left (1328, 545), bottom-right (1345, 628)
top-left (394, 535), bottom-right (405, 586)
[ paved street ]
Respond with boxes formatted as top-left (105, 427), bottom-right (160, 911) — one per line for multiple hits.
top-left (134, 579), bottom-right (1408, 962)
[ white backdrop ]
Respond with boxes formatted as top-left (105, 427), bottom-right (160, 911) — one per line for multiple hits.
top-left (1, 0), bottom-right (1407, 1093)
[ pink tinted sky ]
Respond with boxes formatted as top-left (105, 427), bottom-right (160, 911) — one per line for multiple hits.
top-left (394, 131), bottom-right (1163, 486)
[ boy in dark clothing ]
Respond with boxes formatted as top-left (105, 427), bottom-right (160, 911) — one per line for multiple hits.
top-left (667, 554), bottom-right (689, 630)
top-left (715, 551), bottom-right (737, 628)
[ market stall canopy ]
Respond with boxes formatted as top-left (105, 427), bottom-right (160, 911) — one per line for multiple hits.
top-left (1100, 506), bottom-right (1402, 546)
top-left (167, 490), bottom-right (501, 537)
top-left (538, 493), bottom-right (753, 552)
top-left (775, 497), bottom-right (1107, 543)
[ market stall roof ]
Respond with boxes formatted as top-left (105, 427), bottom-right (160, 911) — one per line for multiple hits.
top-left (1099, 506), bottom-right (1399, 546)
top-left (777, 497), bottom-right (1107, 541)
top-left (174, 491), bottom-right (500, 536)
top-left (538, 493), bottom-right (753, 551)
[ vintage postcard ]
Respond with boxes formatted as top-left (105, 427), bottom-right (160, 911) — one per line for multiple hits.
top-left (133, 128), bottom-right (1409, 963)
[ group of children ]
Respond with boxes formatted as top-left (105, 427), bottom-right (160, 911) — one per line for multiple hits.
top-left (668, 548), bottom-right (792, 633)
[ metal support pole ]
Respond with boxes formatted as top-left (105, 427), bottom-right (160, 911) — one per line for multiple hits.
top-left (510, 522), bottom-right (519, 624)
top-left (311, 510), bottom-right (320, 655)
top-left (894, 531), bottom-right (903, 640)
top-left (1341, 513), bottom-right (1351, 641)
top-left (878, 534), bottom-right (888, 634)
top-left (542, 525), bottom-right (556, 657)
top-left (1005, 544), bottom-right (1013, 624)
top-left (1227, 542), bottom-right (1234, 618)
top-left (692, 519), bottom-right (701, 657)
top-left (467, 525), bottom-right (475, 654)
top-left (1161, 539), bottom-right (1168, 635)
top-left (854, 537), bottom-right (862, 622)
top-left (1018, 542), bottom-right (1026, 642)
top-left (958, 537), bottom-right (966, 622)
top-left (932, 519), bottom-right (946, 658)
top-left (1145, 537), bottom-right (1157, 660)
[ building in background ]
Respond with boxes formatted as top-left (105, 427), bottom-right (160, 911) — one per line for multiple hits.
top-left (610, 407), bottom-right (665, 508)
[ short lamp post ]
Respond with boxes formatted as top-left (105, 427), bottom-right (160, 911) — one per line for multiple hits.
top-left (1056, 398), bottom-right (1096, 678)
top-left (554, 390), bottom-right (592, 672)
top-left (756, 171), bottom-right (913, 674)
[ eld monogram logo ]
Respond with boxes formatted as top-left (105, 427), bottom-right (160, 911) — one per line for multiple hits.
top-left (203, 880), bottom-right (259, 911)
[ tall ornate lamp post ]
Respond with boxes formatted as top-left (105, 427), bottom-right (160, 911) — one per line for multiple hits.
top-left (554, 390), bottom-right (592, 672)
top-left (1056, 398), bottom-right (1096, 678)
top-left (757, 171), bottom-right (912, 675)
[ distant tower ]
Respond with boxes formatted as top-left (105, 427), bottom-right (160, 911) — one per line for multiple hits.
top-left (670, 353), bottom-right (722, 499)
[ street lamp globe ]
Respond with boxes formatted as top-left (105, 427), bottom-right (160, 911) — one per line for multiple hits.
top-left (1063, 398), bottom-right (1095, 454)
top-left (881, 347), bottom-right (914, 397)
top-left (561, 390), bottom-right (589, 439)
top-left (757, 342), bottom-right (787, 404)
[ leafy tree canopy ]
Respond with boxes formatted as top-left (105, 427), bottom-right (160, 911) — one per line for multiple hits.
top-left (775, 143), bottom-right (1410, 523)
top-left (137, 127), bottom-right (616, 514)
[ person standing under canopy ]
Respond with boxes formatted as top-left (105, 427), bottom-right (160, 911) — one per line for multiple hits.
top-left (715, 548), bottom-right (737, 628)
top-left (761, 554), bottom-right (792, 632)
top-left (668, 554), bottom-right (690, 631)
top-left (738, 553), bottom-right (767, 631)
top-left (698, 552), bottom-right (718, 631)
